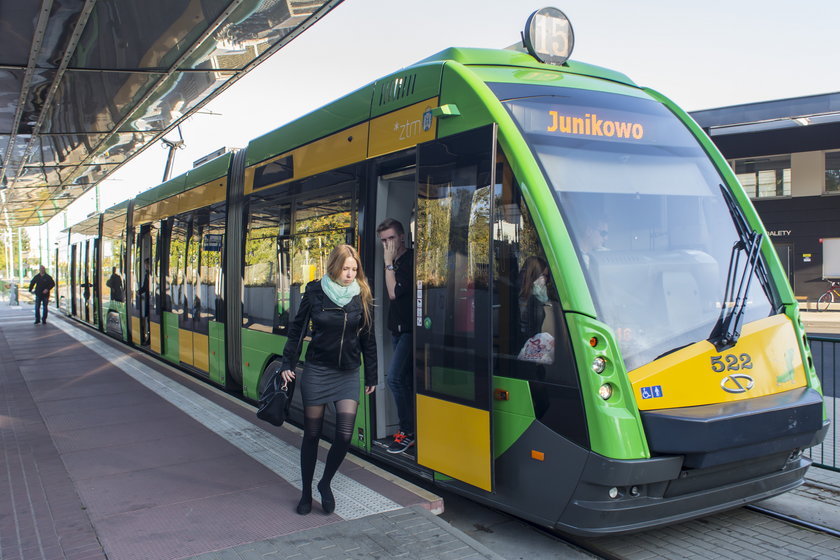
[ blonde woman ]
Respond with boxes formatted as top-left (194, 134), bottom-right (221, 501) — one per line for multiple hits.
top-left (280, 244), bottom-right (377, 515)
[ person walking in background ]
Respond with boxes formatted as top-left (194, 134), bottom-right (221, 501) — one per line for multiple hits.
top-left (280, 244), bottom-right (377, 515)
top-left (377, 218), bottom-right (415, 454)
top-left (28, 265), bottom-right (55, 324)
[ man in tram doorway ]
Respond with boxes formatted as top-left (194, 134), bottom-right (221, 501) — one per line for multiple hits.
top-left (28, 265), bottom-right (55, 325)
top-left (377, 218), bottom-right (415, 454)
top-left (138, 258), bottom-right (150, 344)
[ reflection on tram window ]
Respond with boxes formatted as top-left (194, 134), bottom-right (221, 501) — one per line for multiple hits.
top-left (243, 179), bottom-right (357, 335)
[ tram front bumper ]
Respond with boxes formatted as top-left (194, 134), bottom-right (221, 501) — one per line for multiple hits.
top-left (555, 422), bottom-right (828, 536)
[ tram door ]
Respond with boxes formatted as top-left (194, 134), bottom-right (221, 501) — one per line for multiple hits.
top-left (90, 239), bottom-right (100, 328)
top-left (414, 126), bottom-right (496, 492)
top-left (70, 244), bottom-right (78, 317)
top-left (133, 224), bottom-right (161, 351)
top-left (79, 241), bottom-right (90, 323)
top-left (176, 211), bottom-right (215, 374)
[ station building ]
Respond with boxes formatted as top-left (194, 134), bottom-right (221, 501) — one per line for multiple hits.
top-left (690, 92), bottom-right (840, 302)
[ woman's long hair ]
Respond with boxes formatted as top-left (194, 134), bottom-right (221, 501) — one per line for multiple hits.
top-left (326, 244), bottom-right (373, 327)
top-left (519, 256), bottom-right (548, 300)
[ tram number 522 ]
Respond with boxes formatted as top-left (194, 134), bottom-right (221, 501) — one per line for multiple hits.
top-left (710, 353), bottom-right (753, 372)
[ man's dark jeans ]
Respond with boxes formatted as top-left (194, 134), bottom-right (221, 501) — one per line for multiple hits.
top-left (34, 293), bottom-right (49, 323)
top-left (386, 332), bottom-right (414, 434)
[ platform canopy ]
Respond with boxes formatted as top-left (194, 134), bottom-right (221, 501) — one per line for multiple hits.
top-left (0, 0), bottom-right (342, 228)
top-left (690, 92), bottom-right (840, 159)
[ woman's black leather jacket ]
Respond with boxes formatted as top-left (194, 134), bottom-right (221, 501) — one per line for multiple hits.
top-left (281, 280), bottom-right (378, 386)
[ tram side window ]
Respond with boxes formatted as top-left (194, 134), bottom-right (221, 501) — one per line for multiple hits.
top-left (492, 161), bottom-right (577, 387)
top-left (243, 199), bottom-right (291, 333)
top-left (416, 128), bottom-right (493, 407)
top-left (101, 235), bottom-right (125, 304)
top-left (290, 190), bottom-right (355, 293)
top-left (185, 215), bottom-right (201, 326)
top-left (492, 160), bottom-right (587, 446)
top-left (150, 226), bottom-right (161, 321)
top-left (198, 202), bottom-right (226, 324)
top-left (168, 218), bottom-right (188, 317)
top-left (243, 180), bottom-right (357, 334)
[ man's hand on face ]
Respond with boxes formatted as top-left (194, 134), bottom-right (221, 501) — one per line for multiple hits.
top-left (383, 238), bottom-right (398, 265)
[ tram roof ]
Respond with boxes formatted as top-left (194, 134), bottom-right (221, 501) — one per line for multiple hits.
top-left (0, 0), bottom-right (343, 229)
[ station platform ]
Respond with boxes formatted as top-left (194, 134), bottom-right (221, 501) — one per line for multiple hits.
top-left (0, 304), bottom-right (503, 560)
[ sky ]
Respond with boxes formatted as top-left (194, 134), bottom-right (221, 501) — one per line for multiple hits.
top-left (51, 0), bottom-right (840, 235)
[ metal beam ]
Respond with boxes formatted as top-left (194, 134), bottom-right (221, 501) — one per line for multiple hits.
top-left (12, 0), bottom-right (98, 187)
top-left (0, 0), bottom-right (53, 188)
top-left (61, 0), bottom-right (249, 188)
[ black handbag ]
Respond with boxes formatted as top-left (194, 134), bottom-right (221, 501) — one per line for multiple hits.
top-left (256, 371), bottom-right (294, 426)
top-left (256, 308), bottom-right (309, 426)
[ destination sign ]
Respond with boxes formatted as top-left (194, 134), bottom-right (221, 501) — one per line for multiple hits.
top-left (547, 110), bottom-right (644, 140)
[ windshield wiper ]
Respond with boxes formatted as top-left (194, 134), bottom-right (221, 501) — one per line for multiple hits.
top-left (709, 185), bottom-right (770, 350)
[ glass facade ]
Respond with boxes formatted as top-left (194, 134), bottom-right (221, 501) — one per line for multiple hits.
top-left (733, 155), bottom-right (791, 198)
top-left (826, 151), bottom-right (840, 193)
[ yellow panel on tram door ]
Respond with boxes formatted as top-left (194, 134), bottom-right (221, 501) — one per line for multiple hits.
top-left (131, 316), bottom-right (140, 345)
top-left (192, 332), bottom-right (209, 372)
top-left (179, 328), bottom-right (194, 366)
top-left (149, 321), bottom-right (161, 354)
top-left (416, 394), bottom-right (492, 492)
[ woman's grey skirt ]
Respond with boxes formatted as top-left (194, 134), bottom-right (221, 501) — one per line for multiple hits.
top-left (300, 361), bottom-right (360, 406)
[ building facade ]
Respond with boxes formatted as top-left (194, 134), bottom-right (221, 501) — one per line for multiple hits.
top-left (691, 92), bottom-right (840, 302)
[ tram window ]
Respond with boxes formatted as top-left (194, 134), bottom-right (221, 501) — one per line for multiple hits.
top-left (243, 199), bottom-right (291, 333)
top-left (416, 128), bottom-right (493, 407)
top-left (101, 237), bottom-right (124, 304)
top-left (291, 190), bottom-right (354, 286)
top-left (243, 182), bottom-right (356, 334)
top-left (492, 159), bottom-right (587, 446)
top-left (198, 202), bottom-right (226, 324)
top-left (168, 217), bottom-right (188, 317)
top-left (492, 162), bottom-right (578, 387)
top-left (150, 226), bottom-right (161, 320)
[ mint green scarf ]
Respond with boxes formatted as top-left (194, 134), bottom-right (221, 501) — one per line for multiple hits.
top-left (321, 274), bottom-right (360, 307)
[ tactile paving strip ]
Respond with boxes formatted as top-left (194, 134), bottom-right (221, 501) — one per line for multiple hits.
top-left (54, 320), bottom-right (401, 520)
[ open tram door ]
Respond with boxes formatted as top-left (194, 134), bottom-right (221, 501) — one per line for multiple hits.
top-left (414, 126), bottom-right (496, 492)
top-left (132, 223), bottom-right (161, 352)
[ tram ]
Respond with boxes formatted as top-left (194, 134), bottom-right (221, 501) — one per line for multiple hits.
top-left (55, 8), bottom-right (828, 536)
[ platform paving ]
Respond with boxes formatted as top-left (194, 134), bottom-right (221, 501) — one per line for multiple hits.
top-left (0, 304), bottom-right (502, 560)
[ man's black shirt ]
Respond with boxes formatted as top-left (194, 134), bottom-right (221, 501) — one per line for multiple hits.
top-left (29, 273), bottom-right (55, 295)
top-left (388, 249), bottom-right (413, 335)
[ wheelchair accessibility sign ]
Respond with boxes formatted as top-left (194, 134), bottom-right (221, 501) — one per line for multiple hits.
top-left (640, 385), bottom-right (663, 400)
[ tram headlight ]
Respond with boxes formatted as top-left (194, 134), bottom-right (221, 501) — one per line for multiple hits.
top-left (598, 383), bottom-right (613, 400)
top-left (591, 356), bottom-right (607, 374)
top-left (608, 487), bottom-right (619, 499)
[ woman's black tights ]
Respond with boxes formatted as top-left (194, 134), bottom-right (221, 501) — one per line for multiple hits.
top-left (297, 399), bottom-right (358, 514)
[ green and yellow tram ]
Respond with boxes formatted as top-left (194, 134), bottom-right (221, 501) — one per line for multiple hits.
top-left (57, 8), bottom-right (827, 536)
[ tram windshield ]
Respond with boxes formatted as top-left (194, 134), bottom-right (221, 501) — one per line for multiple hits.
top-left (499, 85), bottom-right (777, 371)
